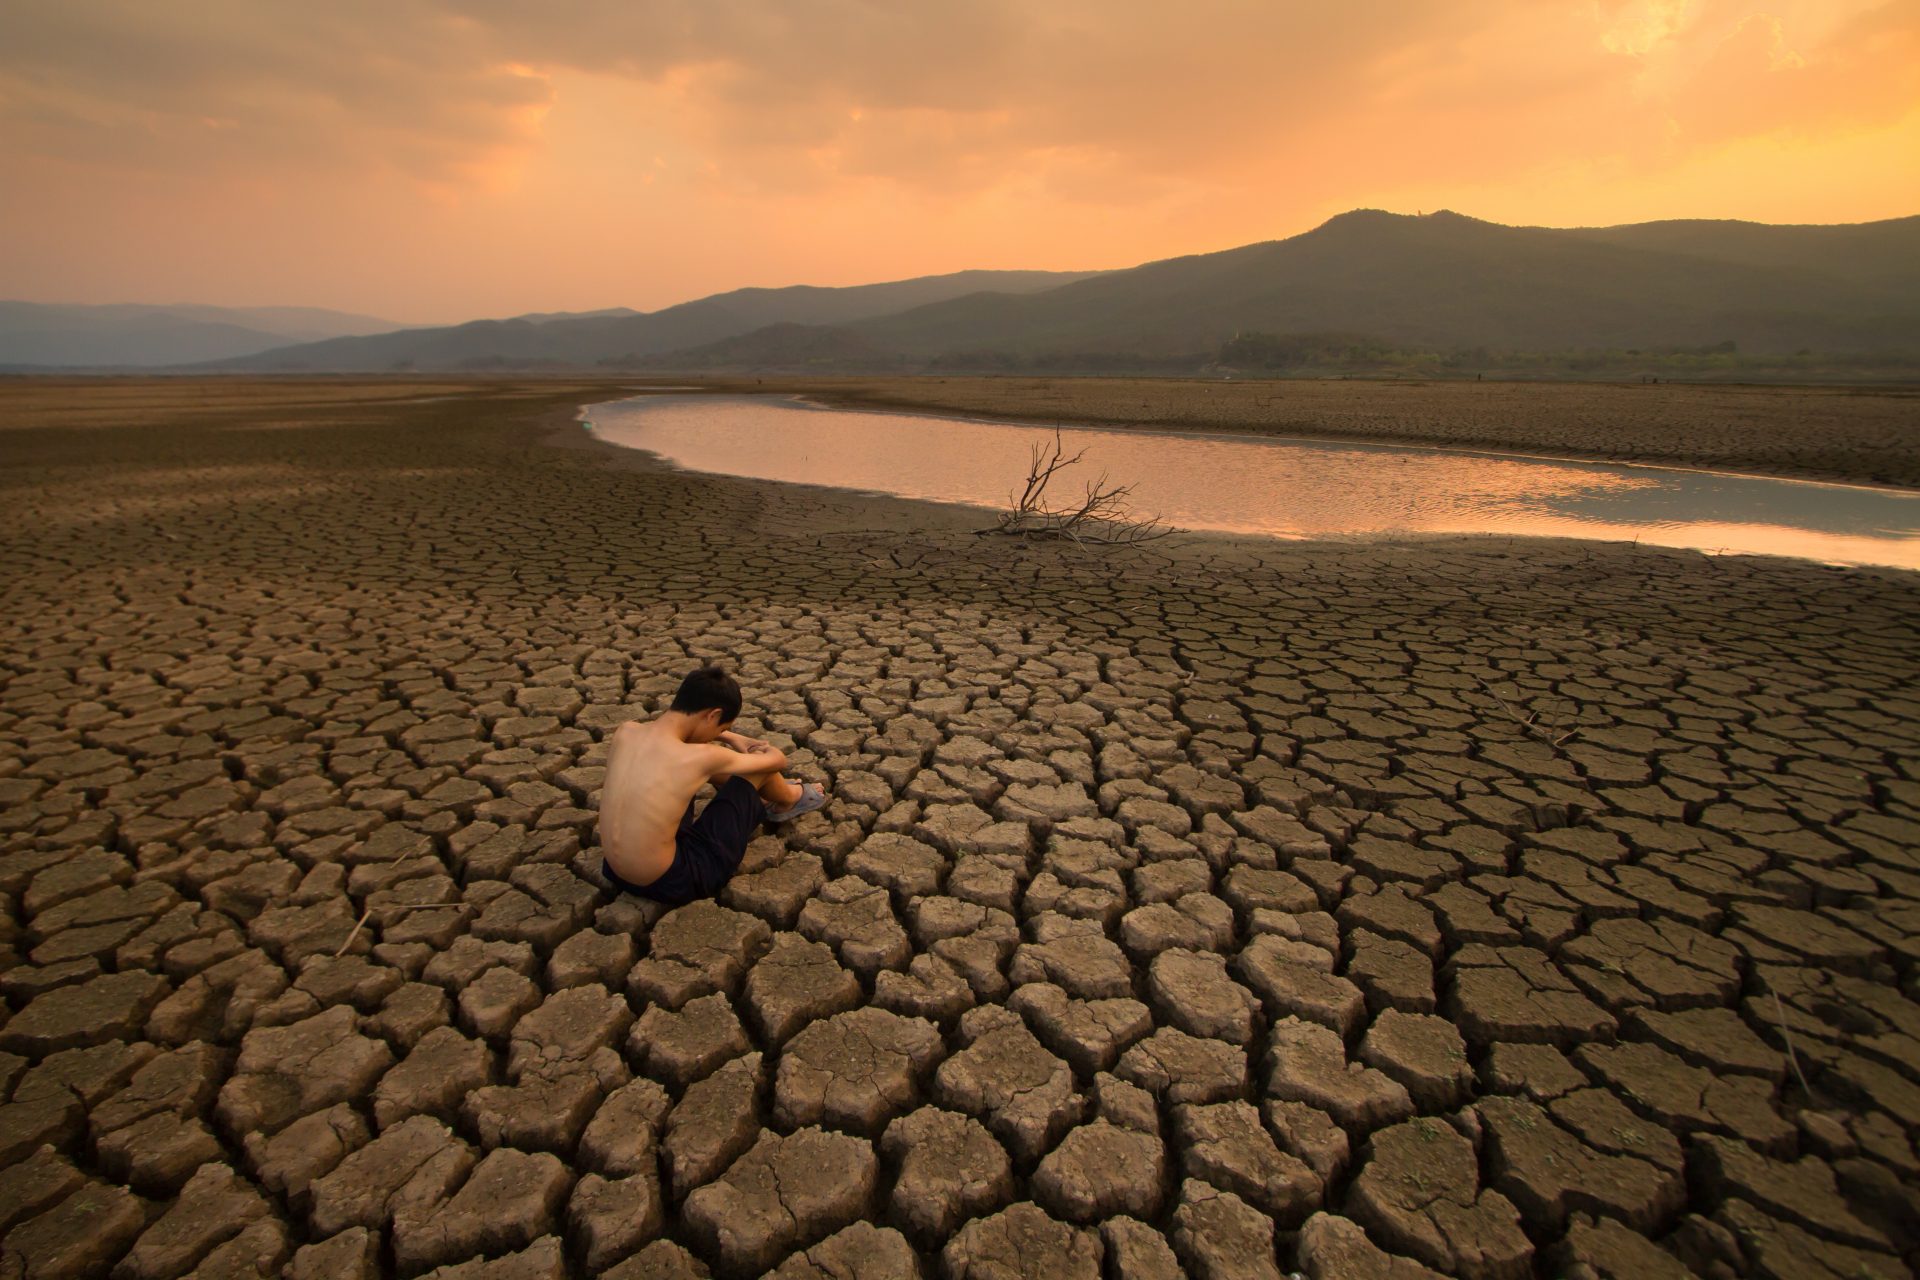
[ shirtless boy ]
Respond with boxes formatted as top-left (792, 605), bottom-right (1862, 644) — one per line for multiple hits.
top-left (598, 665), bottom-right (827, 904)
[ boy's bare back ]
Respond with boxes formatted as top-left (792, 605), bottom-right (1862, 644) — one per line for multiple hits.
top-left (599, 720), bottom-right (730, 886)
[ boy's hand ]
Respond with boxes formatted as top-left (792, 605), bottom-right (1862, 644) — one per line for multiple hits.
top-left (707, 733), bottom-right (790, 780)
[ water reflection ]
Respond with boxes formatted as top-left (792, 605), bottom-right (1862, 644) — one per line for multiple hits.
top-left (584, 395), bottom-right (1920, 571)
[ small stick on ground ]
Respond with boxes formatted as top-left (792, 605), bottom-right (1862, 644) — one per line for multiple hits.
top-left (334, 902), bottom-right (463, 957)
top-left (1474, 677), bottom-right (1582, 748)
top-left (1766, 981), bottom-right (1817, 1103)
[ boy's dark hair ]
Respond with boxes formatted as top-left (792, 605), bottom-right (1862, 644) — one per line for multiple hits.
top-left (670, 664), bottom-right (742, 723)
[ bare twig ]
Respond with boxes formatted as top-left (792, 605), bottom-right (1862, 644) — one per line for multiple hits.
top-left (334, 908), bottom-right (374, 957)
top-left (1765, 981), bottom-right (1816, 1102)
top-left (333, 901), bottom-right (462, 957)
top-left (1473, 677), bottom-right (1582, 748)
top-left (982, 427), bottom-right (1173, 544)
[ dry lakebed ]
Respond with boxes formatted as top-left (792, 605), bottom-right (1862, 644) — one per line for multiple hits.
top-left (0, 375), bottom-right (1916, 1280)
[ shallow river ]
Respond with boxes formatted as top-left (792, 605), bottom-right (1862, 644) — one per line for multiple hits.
top-left (584, 394), bottom-right (1920, 571)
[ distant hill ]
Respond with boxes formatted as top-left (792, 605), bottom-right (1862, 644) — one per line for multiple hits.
top-left (506, 307), bottom-right (641, 324)
top-left (210, 269), bottom-right (1104, 372)
top-left (647, 322), bottom-right (906, 371)
top-left (110, 212), bottom-right (1920, 375)
top-left (1560, 217), bottom-right (1920, 293)
top-left (646, 210), bottom-right (1920, 371)
top-left (0, 302), bottom-right (411, 368)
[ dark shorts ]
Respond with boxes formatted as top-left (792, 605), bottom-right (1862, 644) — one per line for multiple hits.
top-left (604, 776), bottom-right (768, 905)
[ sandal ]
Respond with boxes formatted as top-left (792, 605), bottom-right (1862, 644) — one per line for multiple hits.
top-left (765, 781), bottom-right (828, 823)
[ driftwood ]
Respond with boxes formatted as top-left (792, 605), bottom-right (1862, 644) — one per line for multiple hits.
top-left (977, 428), bottom-right (1172, 544)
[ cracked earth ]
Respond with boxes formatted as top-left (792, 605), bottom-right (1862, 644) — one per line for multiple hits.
top-left (0, 378), bottom-right (1916, 1279)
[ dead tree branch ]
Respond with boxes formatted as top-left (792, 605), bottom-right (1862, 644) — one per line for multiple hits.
top-left (977, 428), bottom-right (1173, 544)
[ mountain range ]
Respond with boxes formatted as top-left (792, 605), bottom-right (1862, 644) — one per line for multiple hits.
top-left (792, 210), bottom-right (1920, 363)
top-left (210, 270), bottom-right (1101, 373)
top-left (11, 210), bottom-right (1917, 373)
top-left (0, 303), bottom-right (416, 369)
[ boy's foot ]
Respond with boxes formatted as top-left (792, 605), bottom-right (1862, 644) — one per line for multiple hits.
top-left (765, 781), bottom-right (828, 824)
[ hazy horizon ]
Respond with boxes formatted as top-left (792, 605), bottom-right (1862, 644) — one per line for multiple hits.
top-left (8, 206), bottom-right (1919, 331)
top-left (4, 2), bottom-right (1916, 324)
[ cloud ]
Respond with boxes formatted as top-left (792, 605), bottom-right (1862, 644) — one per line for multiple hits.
top-left (1, 1), bottom-right (1913, 319)
top-left (3, 0), bottom-right (1911, 199)
top-left (1658, 1), bottom-right (1920, 145)
top-left (528, 1), bottom-right (1533, 191)
top-left (0, 2), bottom-right (551, 180)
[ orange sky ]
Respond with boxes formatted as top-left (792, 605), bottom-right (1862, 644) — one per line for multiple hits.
top-left (2, 0), bottom-right (1915, 323)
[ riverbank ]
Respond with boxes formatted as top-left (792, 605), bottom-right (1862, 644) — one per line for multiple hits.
top-left (1, 377), bottom-right (1915, 1279)
top-left (718, 374), bottom-right (1920, 490)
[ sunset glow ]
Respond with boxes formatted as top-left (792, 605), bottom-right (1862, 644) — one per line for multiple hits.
top-left (2, 0), bottom-right (1915, 321)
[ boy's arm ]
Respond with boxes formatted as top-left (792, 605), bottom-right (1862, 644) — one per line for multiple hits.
top-left (704, 742), bottom-right (789, 777)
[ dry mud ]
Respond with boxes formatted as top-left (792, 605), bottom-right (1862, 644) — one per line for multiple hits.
top-left (749, 375), bottom-right (1920, 489)
top-left (0, 376), bottom-right (1917, 1280)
